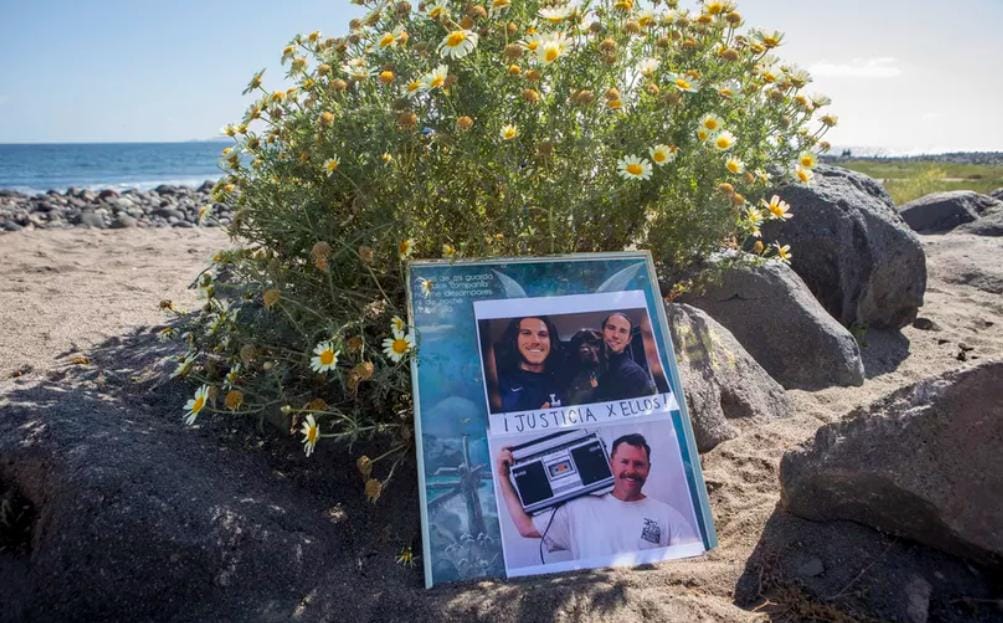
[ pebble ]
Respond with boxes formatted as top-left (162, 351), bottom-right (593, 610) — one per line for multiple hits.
top-left (0, 180), bottom-right (229, 234)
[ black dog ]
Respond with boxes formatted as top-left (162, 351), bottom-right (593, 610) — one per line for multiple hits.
top-left (565, 329), bottom-right (602, 405)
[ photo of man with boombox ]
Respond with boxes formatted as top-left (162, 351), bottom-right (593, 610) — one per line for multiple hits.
top-left (495, 430), bottom-right (700, 565)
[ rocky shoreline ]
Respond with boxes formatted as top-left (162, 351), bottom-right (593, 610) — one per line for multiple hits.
top-left (0, 181), bottom-right (230, 232)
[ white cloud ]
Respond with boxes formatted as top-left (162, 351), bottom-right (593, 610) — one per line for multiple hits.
top-left (921, 112), bottom-right (942, 121)
top-left (809, 57), bottom-right (902, 78)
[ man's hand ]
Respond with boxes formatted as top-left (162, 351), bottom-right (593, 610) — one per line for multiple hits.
top-left (496, 446), bottom-right (514, 478)
top-left (494, 445), bottom-right (541, 539)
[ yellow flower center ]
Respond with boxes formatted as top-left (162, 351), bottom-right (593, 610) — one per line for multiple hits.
top-left (380, 33), bottom-right (395, 47)
top-left (728, 162), bottom-right (739, 173)
top-left (716, 136), bottom-right (731, 148)
top-left (399, 241), bottom-right (411, 254)
top-left (392, 338), bottom-right (409, 354)
top-left (801, 155), bottom-right (815, 167)
top-left (192, 396), bottom-right (205, 413)
top-left (626, 163), bottom-right (643, 176)
top-left (527, 40), bottom-right (539, 51)
top-left (407, 81), bottom-right (421, 92)
top-left (544, 47), bottom-right (559, 62)
top-left (653, 152), bottom-right (666, 163)
top-left (307, 425), bottom-right (319, 443)
top-left (320, 350), bottom-right (335, 365)
top-left (704, 119), bottom-right (719, 130)
top-left (446, 31), bottom-right (467, 47)
top-left (430, 76), bottom-right (445, 88)
top-left (676, 78), bottom-right (691, 89)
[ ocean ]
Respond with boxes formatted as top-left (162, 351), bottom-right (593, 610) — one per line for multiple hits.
top-left (0, 142), bottom-right (226, 194)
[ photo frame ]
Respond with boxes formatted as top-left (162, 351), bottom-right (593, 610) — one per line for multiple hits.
top-left (407, 252), bottom-right (716, 588)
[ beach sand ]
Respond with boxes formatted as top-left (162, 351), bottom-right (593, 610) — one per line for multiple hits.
top-left (1, 227), bottom-right (1000, 621)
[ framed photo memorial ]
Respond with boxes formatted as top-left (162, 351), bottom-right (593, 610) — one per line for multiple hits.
top-left (407, 252), bottom-right (716, 588)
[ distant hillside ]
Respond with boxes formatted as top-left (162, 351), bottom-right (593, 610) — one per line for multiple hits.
top-left (823, 151), bottom-right (1003, 166)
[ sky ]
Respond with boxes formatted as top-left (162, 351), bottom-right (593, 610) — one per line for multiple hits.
top-left (1, 0), bottom-right (1001, 154)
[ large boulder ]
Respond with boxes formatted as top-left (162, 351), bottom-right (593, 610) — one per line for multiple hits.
top-left (0, 377), bottom-right (345, 621)
top-left (763, 165), bottom-right (926, 329)
top-left (925, 233), bottom-right (1003, 295)
top-left (680, 256), bottom-right (865, 390)
top-left (957, 205), bottom-right (1003, 236)
top-left (988, 187), bottom-right (1003, 201)
top-left (666, 303), bottom-right (792, 452)
top-left (898, 191), bottom-right (1003, 234)
top-left (780, 361), bottom-right (1003, 566)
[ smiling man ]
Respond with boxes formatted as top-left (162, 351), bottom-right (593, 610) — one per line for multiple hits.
top-left (496, 433), bottom-right (699, 561)
top-left (496, 316), bottom-right (564, 412)
top-left (593, 312), bottom-right (658, 403)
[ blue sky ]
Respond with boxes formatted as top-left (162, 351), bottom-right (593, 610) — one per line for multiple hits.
top-left (1, 0), bottom-right (1001, 153)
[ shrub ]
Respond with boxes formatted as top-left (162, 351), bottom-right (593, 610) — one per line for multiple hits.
top-left (174, 0), bottom-right (833, 492)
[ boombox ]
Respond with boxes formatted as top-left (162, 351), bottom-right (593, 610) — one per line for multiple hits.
top-left (508, 430), bottom-right (615, 515)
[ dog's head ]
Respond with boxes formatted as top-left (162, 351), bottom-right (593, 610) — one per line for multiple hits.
top-left (569, 329), bottom-right (602, 367)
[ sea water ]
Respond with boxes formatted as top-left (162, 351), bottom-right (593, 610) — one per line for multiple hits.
top-left (0, 142), bottom-right (226, 193)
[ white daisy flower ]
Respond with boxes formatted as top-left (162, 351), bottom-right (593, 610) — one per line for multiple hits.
top-left (377, 31), bottom-right (397, 49)
top-left (489, 0), bottom-right (512, 15)
top-left (301, 414), bottom-right (320, 457)
top-left (382, 331), bottom-right (415, 362)
top-left (795, 165), bottom-right (814, 184)
top-left (343, 63), bottom-right (375, 81)
top-left (637, 57), bottom-right (660, 77)
top-left (438, 29), bottom-right (479, 59)
top-left (698, 113), bottom-right (724, 133)
top-left (798, 151), bottom-right (817, 170)
top-left (711, 130), bottom-right (737, 151)
top-left (537, 32), bottom-right (571, 64)
top-left (323, 157), bottom-right (339, 175)
top-left (617, 155), bottom-right (653, 181)
top-left (390, 315), bottom-right (407, 336)
top-left (538, 5), bottom-right (573, 23)
top-left (420, 64), bottom-right (449, 91)
top-left (649, 144), bottom-right (677, 166)
top-left (398, 238), bottom-right (415, 260)
top-left (725, 157), bottom-right (745, 174)
top-left (184, 384), bottom-right (210, 426)
top-left (668, 72), bottom-right (700, 93)
top-left (500, 124), bottom-right (519, 141)
top-left (310, 341), bottom-right (339, 373)
top-left (425, 1), bottom-right (449, 19)
top-left (420, 278), bottom-right (433, 298)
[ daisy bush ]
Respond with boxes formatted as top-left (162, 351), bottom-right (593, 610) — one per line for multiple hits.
top-left (174, 0), bottom-right (833, 495)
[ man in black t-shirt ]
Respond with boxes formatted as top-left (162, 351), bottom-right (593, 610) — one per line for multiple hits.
top-left (593, 312), bottom-right (656, 403)
top-left (496, 316), bottom-right (564, 412)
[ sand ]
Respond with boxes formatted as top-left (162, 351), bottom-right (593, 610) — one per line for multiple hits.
top-left (1, 227), bottom-right (1000, 621)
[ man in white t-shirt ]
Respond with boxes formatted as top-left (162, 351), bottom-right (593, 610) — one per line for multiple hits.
top-left (496, 433), bottom-right (700, 561)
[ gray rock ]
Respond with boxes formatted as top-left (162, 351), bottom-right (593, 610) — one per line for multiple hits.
top-left (154, 207), bottom-right (185, 220)
top-left (2, 220), bottom-right (23, 232)
top-left (989, 187), bottom-right (1003, 201)
top-left (0, 377), bottom-right (344, 621)
top-left (666, 303), bottom-right (792, 452)
top-left (780, 361), bottom-right (1003, 566)
top-left (956, 205), bottom-right (1003, 236)
top-left (680, 256), bottom-right (865, 390)
top-left (97, 188), bottom-right (119, 200)
top-left (78, 210), bottom-right (105, 228)
top-left (110, 214), bottom-right (138, 228)
top-left (898, 191), bottom-right (1002, 233)
top-left (924, 233), bottom-right (1003, 295)
top-left (763, 165), bottom-right (926, 329)
top-left (198, 180), bottom-right (216, 193)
